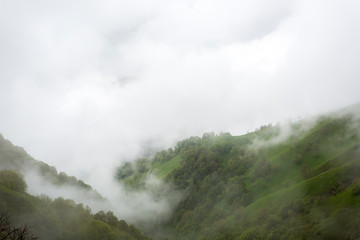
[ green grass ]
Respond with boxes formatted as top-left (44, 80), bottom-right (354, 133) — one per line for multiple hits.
top-left (326, 181), bottom-right (360, 208)
top-left (238, 163), bottom-right (352, 225)
top-left (115, 112), bottom-right (360, 239)
top-left (151, 154), bottom-right (182, 179)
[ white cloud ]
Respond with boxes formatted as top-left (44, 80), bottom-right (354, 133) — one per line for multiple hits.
top-left (0, 0), bottom-right (359, 188)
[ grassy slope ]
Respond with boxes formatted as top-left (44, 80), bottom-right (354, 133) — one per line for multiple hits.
top-left (151, 154), bottom-right (182, 179)
top-left (116, 111), bottom-right (360, 239)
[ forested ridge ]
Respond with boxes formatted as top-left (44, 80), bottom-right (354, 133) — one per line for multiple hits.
top-left (0, 135), bottom-right (151, 240)
top-left (117, 108), bottom-right (360, 240)
top-left (1, 106), bottom-right (360, 239)
top-left (0, 134), bottom-right (100, 196)
top-left (0, 173), bottom-right (150, 240)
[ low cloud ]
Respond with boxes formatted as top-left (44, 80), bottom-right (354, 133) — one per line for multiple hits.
top-left (88, 167), bottom-right (183, 225)
top-left (0, 0), bottom-right (360, 214)
top-left (250, 118), bottom-right (317, 149)
top-left (24, 165), bottom-right (182, 231)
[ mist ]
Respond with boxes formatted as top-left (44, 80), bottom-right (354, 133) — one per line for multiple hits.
top-left (1, 1), bottom-right (360, 238)
top-left (23, 165), bottom-right (181, 230)
top-left (0, 0), bottom-right (359, 184)
top-left (0, 131), bottom-right (181, 239)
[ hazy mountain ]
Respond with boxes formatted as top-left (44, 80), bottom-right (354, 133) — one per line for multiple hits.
top-left (1, 104), bottom-right (359, 239)
top-left (0, 174), bottom-right (150, 240)
top-left (117, 105), bottom-right (360, 239)
top-left (0, 133), bottom-right (101, 196)
top-left (0, 134), bottom-right (151, 240)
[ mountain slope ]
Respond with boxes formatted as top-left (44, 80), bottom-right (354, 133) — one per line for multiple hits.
top-left (0, 170), bottom-right (151, 240)
top-left (116, 109), bottom-right (360, 239)
top-left (0, 133), bottom-right (100, 196)
top-left (0, 135), bottom-right (152, 239)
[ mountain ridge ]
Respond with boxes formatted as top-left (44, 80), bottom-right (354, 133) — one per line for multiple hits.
top-left (1, 104), bottom-right (360, 239)
top-left (116, 107), bottom-right (360, 239)
top-left (0, 135), bottom-right (152, 240)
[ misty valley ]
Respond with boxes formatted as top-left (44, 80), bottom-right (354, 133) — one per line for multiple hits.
top-left (2, 0), bottom-right (360, 239)
top-left (1, 105), bottom-right (360, 240)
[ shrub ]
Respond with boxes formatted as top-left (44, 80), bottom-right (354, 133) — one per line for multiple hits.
top-left (0, 170), bottom-right (27, 192)
top-left (351, 182), bottom-right (360, 196)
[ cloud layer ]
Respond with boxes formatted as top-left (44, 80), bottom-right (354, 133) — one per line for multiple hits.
top-left (0, 0), bottom-right (360, 184)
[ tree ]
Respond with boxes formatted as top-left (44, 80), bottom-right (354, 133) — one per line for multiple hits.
top-left (0, 170), bottom-right (27, 192)
top-left (116, 162), bottom-right (134, 180)
top-left (0, 214), bottom-right (37, 240)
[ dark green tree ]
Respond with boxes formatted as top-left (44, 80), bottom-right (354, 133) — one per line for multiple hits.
top-left (0, 170), bottom-right (27, 192)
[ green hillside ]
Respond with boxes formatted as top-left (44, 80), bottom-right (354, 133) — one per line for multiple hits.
top-left (1, 105), bottom-right (359, 239)
top-left (116, 110), bottom-right (360, 239)
top-left (0, 134), bottom-right (101, 198)
top-left (0, 135), bottom-right (152, 239)
top-left (0, 169), bottom-right (151, 240)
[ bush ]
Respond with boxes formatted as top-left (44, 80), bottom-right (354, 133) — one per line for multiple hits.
top-left (236, 227), bottom-right (264, 240)
top-left (351, 182), bottom-right (360, 196)
top-left (0, 170), bottom-right (27, 192)
top-left (254, 160), bottom-right (272, 178)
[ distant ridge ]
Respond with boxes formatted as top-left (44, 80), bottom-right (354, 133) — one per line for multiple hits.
top-left (0, 133), bottom-right (103, 199)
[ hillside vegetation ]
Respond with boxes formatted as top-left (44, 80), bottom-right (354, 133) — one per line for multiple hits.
top-left (0, 135), bottom-right (152, 240)
top-left (0, 169), bottom-right (151, 240)
top-left (0, 134), bottom-right (102, 198)
top-left (116, 110), bottom-right (360, 240)
top-left (1, 106), bottom-right (359, 239)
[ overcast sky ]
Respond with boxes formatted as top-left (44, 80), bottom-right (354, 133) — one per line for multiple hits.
top-left (0, 0), bottom-right (360, 183)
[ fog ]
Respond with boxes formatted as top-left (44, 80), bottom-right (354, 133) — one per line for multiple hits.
top-left (24, 168), bottom-right (181, 228)
top-left (0, 0), bottom-right (360, 224)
